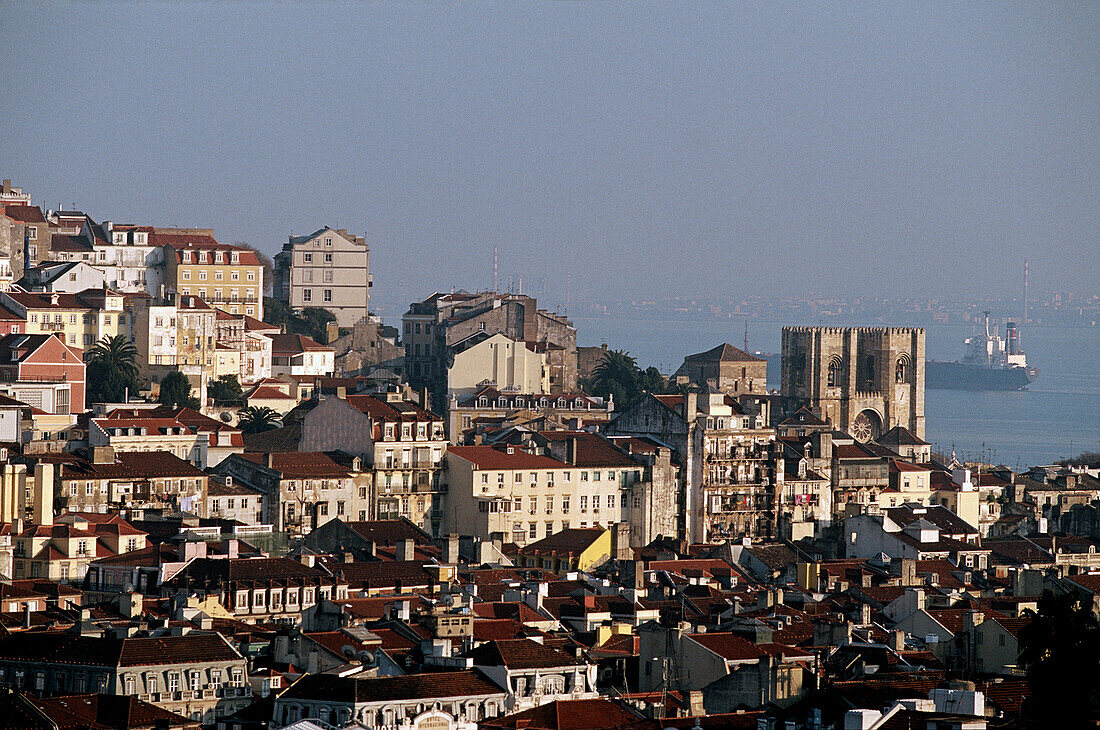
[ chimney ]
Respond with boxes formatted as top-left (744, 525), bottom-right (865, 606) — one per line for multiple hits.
top-left (120, 591), bottom-right (142, 620)
top-left (890, 630), bottom-right (906, 652)
top-left (32, 462), bottom-right (54, 526)
top-left (684, 392), bottom-right (698, 423)
top-left (396, 538), bottom-right (415, 562)
top-left (566, 437), bottom-right (577, 465)
top-left (900, 558), bottom-right (917, 586)
top-left (92, 446), bottom-right (115, 465)
top-left (22, 602), bottom-right (31, 629)
top-left (687, 690), bottom-right (705, 717)
top-left (444, 534), bottom-right (460, 565)
top-left (611, 522), bottom-right (632, 561)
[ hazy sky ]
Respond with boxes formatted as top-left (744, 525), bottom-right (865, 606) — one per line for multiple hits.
top-left (2, 2), bottom-right (1096, 313)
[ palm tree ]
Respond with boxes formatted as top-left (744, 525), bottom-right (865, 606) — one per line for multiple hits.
top-left (85, 334), bottom-right (141, 404)
top-left (86, 334), bottom-right (139, 377)
top-left (236, 405), bottom-right (281, 434)
top-left (587, 349), bottom-right (641, 405)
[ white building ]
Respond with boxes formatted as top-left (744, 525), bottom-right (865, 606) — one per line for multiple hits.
top-left (274, 226), bottom-right (371, 328)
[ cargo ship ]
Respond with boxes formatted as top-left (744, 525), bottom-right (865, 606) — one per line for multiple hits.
top-left (927, 314), bottom-right (1038, 391)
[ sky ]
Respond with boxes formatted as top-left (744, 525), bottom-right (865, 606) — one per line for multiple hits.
top-left (1, 2), bottom-right (1096, 315)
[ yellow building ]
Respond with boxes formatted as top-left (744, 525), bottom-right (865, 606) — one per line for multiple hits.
top-left (514, 526), bottom-right (611, 573)
top-left (878, 459), bottom-right (934, 510)
top-left (0, 288), bottom-right (130, 350)
top-left (157, 230), bottom-right (264, 319)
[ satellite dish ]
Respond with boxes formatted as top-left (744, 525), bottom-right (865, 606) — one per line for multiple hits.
top-left (123, 583), bottom-right (134, 592)
top-left (220, 411), bottom-right (233, 423)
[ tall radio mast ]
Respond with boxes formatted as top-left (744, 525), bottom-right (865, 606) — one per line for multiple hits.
top-left (1023, 259), bottom-right (1029, 326)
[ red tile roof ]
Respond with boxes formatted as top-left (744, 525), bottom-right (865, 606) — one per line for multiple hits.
top-left (240, 451), bottom-right (351, 478)
top-left (448, 445), bottom-right (568, 470)
top-left (268, 333), bottom-right (332, 354)
top-left (467, 638), bottom-right (584, 669)
top-left (3, 204), bottom-right (46, 223)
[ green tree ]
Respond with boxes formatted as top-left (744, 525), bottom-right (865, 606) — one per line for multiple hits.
top-left (208, 374), bottom-right (243, 404)
top-left (236, 405), bottom-right (281, 434)
top-left (158, 370), bottom-right (200, 410)
top-left (586, 349), bottom-right (641, 406)
top-left (262, 298), bottom-right (337, 344)
top-left (1019, 590), bottom-right (1100, 728)
top-left (85, 334), bottom-right (141, 404)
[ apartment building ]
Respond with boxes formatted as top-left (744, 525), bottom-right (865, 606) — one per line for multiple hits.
top-left (159, 232), bottom-right (263, 319)
top-left (17, 261), bottom-right (108, 292)
top-left (446, 332), bottom-right (549, 402)
top-left (89, 412), bottom-right (217, 469)
top-left (212, 451), bottom-right (371, 535)
top-left (0, 288), bottom-right (130, 350)
top-left (269, 333), bottom-right (335, 378)
top-left (403, 291), bottom-right (578, 411)
top-left (1, 199), bottom-right (50, 277)
top-left (0, 333), bottom-right (86, 415)
top-left (449, 387), bottom-right (612, 444)
top-left (445, 445), bottom-right (622, 546)
top-left (163, 556), bottom-right (348, 624)
top-left (60, 448), bottom-right (209, 514)
top-left (0, 633), bottom-right (251, 725)
top-left (274, 226), bottom-right (371, 328)
top-left (130, 294), bottom-right (217, 397)
top-left (606, 389), bottom-right (778, 542)
top-left (297, 392), bottom-right (447, 531)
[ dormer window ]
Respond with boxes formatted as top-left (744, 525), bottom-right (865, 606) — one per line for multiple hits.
top-left (215, 252), bottom-right (224, 264)
top-left (135, 232), bottom-right (148, 245)
top-left (182, 251), bottom-right (192, 263)
top-left (113, 232), bottom-right (125, 244)
top-left (231, 251), bottom-right (239, 264)
top-left (198, 252), bottom-right (208, 263)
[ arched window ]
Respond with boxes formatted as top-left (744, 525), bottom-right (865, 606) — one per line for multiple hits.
top-left (895, 354), bottom-right (911, 383)
top-left (827, 357), bottom-right (843, 387)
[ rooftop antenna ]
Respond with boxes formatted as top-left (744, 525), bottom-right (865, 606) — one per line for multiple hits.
top-left (493, 245), bottom-right (499, 293)
top-left (744, 320), bottom-right (749, 352)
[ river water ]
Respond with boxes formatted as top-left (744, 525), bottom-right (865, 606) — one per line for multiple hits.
top-left (570, 315), bottom-right (1100, 470)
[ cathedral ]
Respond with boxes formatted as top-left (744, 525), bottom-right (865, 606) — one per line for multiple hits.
top-left (780, 326), bottom-right (925, 441)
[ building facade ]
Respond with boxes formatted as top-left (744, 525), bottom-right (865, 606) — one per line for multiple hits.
top-left (781, 326), bottom-right (926, 441)
top-left (274, 227), bottom-right (371, 328)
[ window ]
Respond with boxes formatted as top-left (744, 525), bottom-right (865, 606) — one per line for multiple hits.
top-left (529, 522), bottom-right (537, 538)
top-left (562, 496), bottom-right (570, 513)
top-left (580, 496), bottom-right (588, 512)
top-left (304, 253), bottom-right (313, 263)
top-left (302, 289), bottom-right (312, 302)
top-left (323, 269), bottom-right (333, 283)
top-left (323, 289), bottom-right (332, 302)
top-left (198, 270), bottom-right (207, 280)
top-left (168, 673), bottom-right (180, 693)
top-left (26, 226), bottom-right (37, 240)
top-left (608, 494), bottom-right (616, 509)
top-left (324, 252), bottom-right (333, 263)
